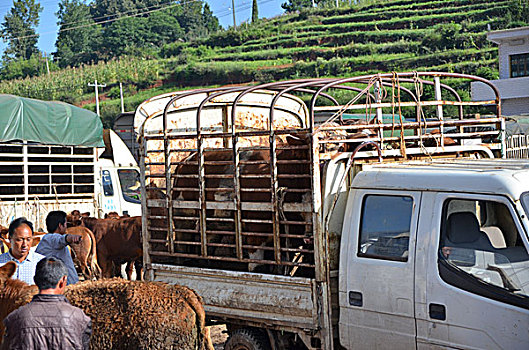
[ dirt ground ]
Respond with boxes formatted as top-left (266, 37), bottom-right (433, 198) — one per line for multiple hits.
top-left (210, 324), bottom-right (228, 349)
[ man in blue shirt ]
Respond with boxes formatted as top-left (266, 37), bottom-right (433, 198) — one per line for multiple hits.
top-left (0, 217), bottom-right (45, 285)
top-left (36, 211), bottom-right (82, 285)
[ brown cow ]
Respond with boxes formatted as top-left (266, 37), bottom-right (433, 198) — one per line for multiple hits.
top-left (0, 262), bottom-right (214, 350)
top-left (67, 226), bottom-right (101, 280)
top-left (66, 210), bottom-right (91, 227)
top-left (81, 216), bottom-right (143, 280)
top-left (102, 212), bottom-right (141, 280)
top-left (166, 134), bottom-right (313, 273)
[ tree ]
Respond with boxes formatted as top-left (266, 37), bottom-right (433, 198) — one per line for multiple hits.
top-left (202, 3), bottom-right (219, 35)
top-left (54, 0), bottom-right (102, 67)
top-left (252, 0), bottom-right (259, 23)
top-left (0, 0), bottom-right (43, 62)
top-left (146, 9), bottom-right (185, 45)
top-left (83, 0), bottom-right (219, 60)
top-left (281, 0), bottom-right (314, 12)
top-left (91, 0), bottom-right (165, 25)
top-left (100, 17), bottom-right (147, 58)
top-left (91, 0), bottom-right (137, 24)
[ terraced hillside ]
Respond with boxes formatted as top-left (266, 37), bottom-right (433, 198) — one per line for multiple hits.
top-left (178, 0), bottom-right (524, 84)
top-left (0, 0), bottom-right (527, 124)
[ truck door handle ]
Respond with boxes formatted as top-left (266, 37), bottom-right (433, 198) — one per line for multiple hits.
top-left (429, 303), bottom-right (446, 320)
top-left (349, 291), bottom-right (363, 306)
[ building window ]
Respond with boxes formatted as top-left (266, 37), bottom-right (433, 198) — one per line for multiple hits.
top-left (510, 53), bottom-right (529, 78)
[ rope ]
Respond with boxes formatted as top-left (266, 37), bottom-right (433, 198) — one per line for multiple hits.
top-left (391, 72), bottom-right (407, 159)
top-left (413, 71), bottom-right (433, 160)
top-left (316, 78), bottom-right (377, 132)
top-left (363, 74), bottom-right (388, 125)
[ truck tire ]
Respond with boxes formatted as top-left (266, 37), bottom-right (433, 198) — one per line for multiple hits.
top-left (224, 328), bottom-right (270, 350)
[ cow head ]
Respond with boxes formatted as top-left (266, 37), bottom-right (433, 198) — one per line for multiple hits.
top-left (104, 212), bottom-right (121, 220)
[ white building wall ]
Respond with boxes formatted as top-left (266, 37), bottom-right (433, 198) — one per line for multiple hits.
top-left (472, 76), bottom-right (529, 101)
top-left (502, 98), bottom-right (529, 116)
top-left (498, 36), bottom-right (529, 79)
top-left (472, 26), bottom-right (529, 116)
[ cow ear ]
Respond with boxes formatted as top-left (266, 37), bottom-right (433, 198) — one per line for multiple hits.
top-left (0, 261), bottom-right (17, 280)
top-left (0, 226), bottom-right (8, 239)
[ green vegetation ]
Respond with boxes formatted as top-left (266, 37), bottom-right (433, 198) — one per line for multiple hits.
top-left (0, 0), bottom-right (42, 62)
top-left (0, 0), bottom-right (528, 126)
top-left (0, 57), bottom-right (162, 103)
top-left (0, 0), bottom-right (219, 76)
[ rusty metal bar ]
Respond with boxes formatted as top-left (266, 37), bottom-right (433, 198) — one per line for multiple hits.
top-left (352, 76), bottom-right (464, 120)
top-left (196, 107), bottom-right (208, 257)
top-left (314, 99), bottom-right (497, 111)
top-left (162, 88), bottom-right (174, 255)
top-left (194, 87), bottom-right (261, 260)
top-left (149, 250), bottom-right (316, 267)
top-left (139, 126), bottom-right (152, 280)
top-left (374, 80), bottom-right (384, 149)
top-left (316, 117), bottom-right (502, 130)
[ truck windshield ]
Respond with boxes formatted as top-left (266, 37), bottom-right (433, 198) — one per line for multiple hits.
top-left (118, 169), bottom-right (141, 203)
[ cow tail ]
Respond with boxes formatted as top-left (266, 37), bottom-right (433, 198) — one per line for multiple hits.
top-left (181, 287), bottom-right (210, 350)
top-left (87, 230), bottom-right (102, 279)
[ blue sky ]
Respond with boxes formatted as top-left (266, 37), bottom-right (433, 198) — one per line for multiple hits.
top-left (0, 0), bottom-right (286, 57)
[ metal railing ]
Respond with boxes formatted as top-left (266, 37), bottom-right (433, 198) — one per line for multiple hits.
top-left (506, 134), bottom-right (529, 159)
top-left (140, 72), bottom-right (504, 280)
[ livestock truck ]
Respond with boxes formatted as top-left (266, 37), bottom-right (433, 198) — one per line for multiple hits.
top-left (0, 95), bottom-right (141, 231)
top-left (138, 72), bottom-right (529, 349)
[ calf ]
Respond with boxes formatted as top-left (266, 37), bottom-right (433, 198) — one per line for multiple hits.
top-left (67, 226), bottom-right (101, 280)
top-left (100, 213), bottom-right (142, 280)
top-left (81, 216), bottom-right (143, 280)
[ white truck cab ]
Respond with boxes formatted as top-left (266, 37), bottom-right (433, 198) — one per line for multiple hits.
top-left (98, 130), bottom-right (141, 217)
top-left (339, 160), bottom-right (529, 349)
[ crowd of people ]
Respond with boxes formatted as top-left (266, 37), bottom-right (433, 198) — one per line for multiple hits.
top-left (0, 211), bottom-right (91, 350)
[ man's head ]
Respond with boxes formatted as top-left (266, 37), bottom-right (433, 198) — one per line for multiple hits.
top-left (441, 246), bottom-right (452, 258)
top-left (34, 257), bottom-right (68, 293)
top-left (46, 211), bottom-right (67, 234)
top-left (8, 217), bottom-right (34, 261)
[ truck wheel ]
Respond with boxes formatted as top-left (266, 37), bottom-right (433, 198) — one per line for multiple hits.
top-left (224, 328), bottom-right (270, 350)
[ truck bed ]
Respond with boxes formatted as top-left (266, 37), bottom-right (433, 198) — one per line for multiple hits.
top-left (150, 263), bottom-right (319, 330)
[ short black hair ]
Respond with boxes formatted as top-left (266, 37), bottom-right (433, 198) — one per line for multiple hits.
top-left (46, 211), bottom-right (67, 233)
top-left (8, 217), bottom-right (34, 238)
top-left (34, 257), bottom-right (67, 290)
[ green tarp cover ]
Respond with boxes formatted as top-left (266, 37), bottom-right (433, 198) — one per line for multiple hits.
top-left (0, 94), bottom-right (104, 147)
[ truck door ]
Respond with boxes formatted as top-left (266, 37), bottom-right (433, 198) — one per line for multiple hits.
top-left (416, 192), bottom-right (529, 349)
top-left (100, 168), bottom-right (121, 214)
top-left (339, 189), bottom-right (421, 349)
